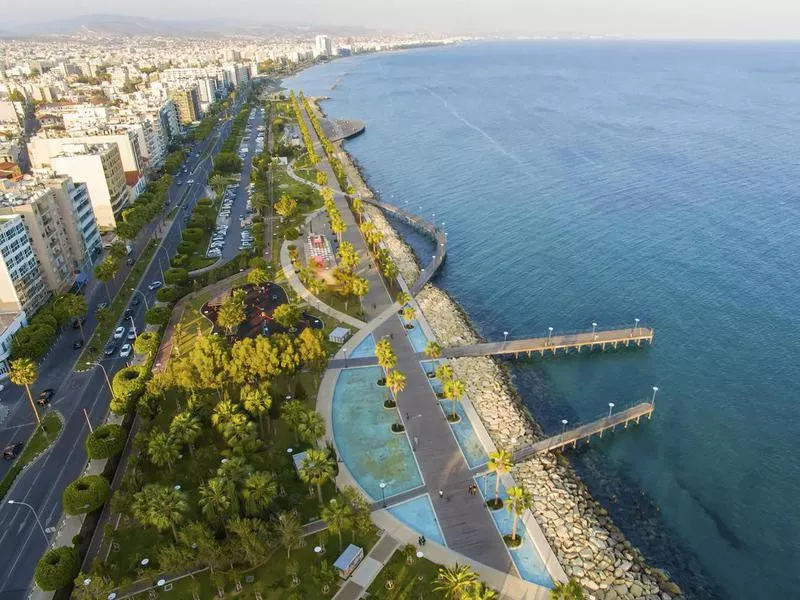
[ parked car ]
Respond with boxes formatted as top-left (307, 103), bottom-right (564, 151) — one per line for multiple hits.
top-left (113, 326), bottom-right (126, 339)
top-left (119, 344), bottom-right (132, 358)
top-left (104, 342), bottom-right (117, 356)
top-left (37, 389), bottom-right (54, 405)
top-left (73, 340), bottom-right (84, 350)
top-left (148, 281), bottom-right (163, 291)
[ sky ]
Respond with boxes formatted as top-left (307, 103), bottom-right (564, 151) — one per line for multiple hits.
top-left (6, 0), bottom-right (800, 39)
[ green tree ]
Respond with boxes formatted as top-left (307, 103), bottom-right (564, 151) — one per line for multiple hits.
top-left (241, 384), bottom-right (272, 437)
top-left (351, 197), bottom-right (364, 222)
top-left (85, 423), bottom-right (126, 459)
top-left (63, 475), bottom-right (110, 515)
top-left (226, 517), bottom-right (270, 567)
top-left (434, 563), bottom-right (479, 600)
top-left (550, 580), bottom-right (587, 600)
top-left (188, 334), bottom-right (230, 397)
top-left (349, 276), bottom-right (369, 309)
top-left (435, 363), bottom-right (454, 383)
top-left (465, 583), bottom-right (499, 600)
top-left (216, 293), bottom-right (247, 336)
top-left (134, 331), bottom-right (160, 357)
top-left (178, 521), bottom-right (225, 573)
top-left (145, 305), bottom-right (172, 326)
top-left (487, 449), bottom-right (513, 509)
top-left (210, 174), bottom-right (227, 193)
top-left (444, 378), bottom-right (467, 421)
top-left (198, 478), bottom-right (233, 524)
top-left (132, 484), bottom-right (188, 542)
top-left (275, 194), bottom-right (298, 219)
top-left (282, 398), bottom-right (306, 445)
top-left (402, 305), bottom-right (417, 325)
top-left (169, 412), bottom-right (202, 456)
top-left (505, 485), bottom-right (533, 543)
top-left (385, 370), bottom-right (407, 406)
top-left (321, 498), bottom-right (353, 549)
top-left (273, 510), bottom-right (303, 558)
top-left (396, 291), bottom-right (411, 306)
top-left (58, 293), bottom-right (88, 342)
top-left (108, 241), bottom-right (127, 260)
top-left (424, 341), bottom-right (442, 360)
top-left (298, 327), bottom-right (327, 376)
top-left (94, 257), bottom-right (119, 302)
top-left (34, 546), bottom-right (79, 592)
top-left (246, 267), bottom-right (270, 289)
top-left (72, 571), bottom-right (115, 599)
top-left (9, 358), bottom-right (42, 428)
top-left (147, 431), bottom-right (180, 469)
top-left (297, 410), bottom-right (325, 445)
top-left (241, 471), bottom-right (277, 517)
top-left (272, 302), bottom-right (301, 329)
top-left (298, 448), bottom-right (336, 505)
top-left (375, 338), bottom-right (396, 375)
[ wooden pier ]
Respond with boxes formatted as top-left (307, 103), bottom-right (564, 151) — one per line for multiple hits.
top-left (512, 402), bottom-right (655, 462)
top-left (441, 326), bottom-right (654, 359)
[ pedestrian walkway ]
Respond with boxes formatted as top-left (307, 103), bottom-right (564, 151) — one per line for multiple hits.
top-left (332, 534), bottom-right (399, 600)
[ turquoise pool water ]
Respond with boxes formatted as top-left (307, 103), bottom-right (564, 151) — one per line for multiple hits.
top-left (387, 494), bottom-right (447, 546)
top-left (332, 366), bottom-right (423, 500)
top-left (401, 317), bottom-right (429, 353)
top-left (350, 333), bottom-right (376, 358)
top-left (477, 473), bottom-right (554, 588)
top-left (438, 400), bottom-right (488, 469)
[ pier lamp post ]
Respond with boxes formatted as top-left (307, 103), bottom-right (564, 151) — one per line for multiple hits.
top-left (651, 386), bottom-right (659, 407)
top-left (342, 347), bottom-right (348, 368)
top-left (592, 322), bottom-right (597, 336)
top-left (503, 331), bottom-right (509, 343)
top-left (634, 318), bottom-right (640, 333)
top-left (608, 402), bottom-right (615, 418)
top-left (548, 326), bottom-right (553, 344)
top-left (561, 419), bottom-right (568, 435)
top-left (379, 481), bottom-right (387, 508)
top-left (432, 212), bottom-right (436, 228)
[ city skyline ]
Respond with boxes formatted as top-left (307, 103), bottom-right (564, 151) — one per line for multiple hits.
top-left (2, 1), bottom-right (800, 39)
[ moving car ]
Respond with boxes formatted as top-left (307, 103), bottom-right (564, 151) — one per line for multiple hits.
top-left (113, 326), bottom-right (126, 339)
top-left (73, 340), bottom-right (84, 350)
top-left (72, 317), bottom-right (87, 330)
top-left (130, 296), bottom-right (140, 306)
top-left (104, 342), bottom-right (117, 356)
top-left (37, 389), bottom-right (54, 406)
top-left (119, 344), bottom-right (132, 358)
top-left (127, 329), bottom-right (136, 341)
top-left (148, 281), bottom-right (163, 291)
top-left (126, 257), bottom-right (135, 266)
top-left (96, 302), bottom-right (108, 312)
top-left (3, 443), bottom-right (23, 460)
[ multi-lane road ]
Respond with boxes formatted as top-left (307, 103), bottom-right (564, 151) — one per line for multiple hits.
top-left (0, 94), bottom-right (244, 599)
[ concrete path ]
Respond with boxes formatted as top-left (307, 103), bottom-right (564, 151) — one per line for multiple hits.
top-left (332, 533), bottom-right (399, 600)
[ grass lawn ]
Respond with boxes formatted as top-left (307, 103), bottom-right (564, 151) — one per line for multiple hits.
top-left (366, 548), bottom-right (447, 600)
top-left (79, 239), bottom-right (158, 366)
top-left (0, 411), bottom-right (63, 500)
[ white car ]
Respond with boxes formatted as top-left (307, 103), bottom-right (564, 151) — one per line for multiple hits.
top-left (119, 344), bottom-right (132, 358)
top-left (113, 326), bottom-right (125, 339)
top-left (148, 280), bottom-right (163, 291)
top-left (127, 329), bottom-right (136, 341)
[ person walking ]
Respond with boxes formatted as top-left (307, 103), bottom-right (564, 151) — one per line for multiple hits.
top-left (438, 490), bottom-right (444, 500)
top-left (420, 535), bottom-right (426, 546)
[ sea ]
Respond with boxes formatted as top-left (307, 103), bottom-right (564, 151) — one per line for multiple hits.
top-left (285, 41), bottom-right (800, 599)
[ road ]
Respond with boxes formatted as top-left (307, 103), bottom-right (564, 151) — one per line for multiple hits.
top-left (0, 92), bottom-right (246, 599)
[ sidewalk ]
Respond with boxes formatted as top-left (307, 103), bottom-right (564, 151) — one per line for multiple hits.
top-left (332, 533), bottom-right (399, 600)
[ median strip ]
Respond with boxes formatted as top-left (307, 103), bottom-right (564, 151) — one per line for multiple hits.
top-left (0, 412), bottom-right (64, 500)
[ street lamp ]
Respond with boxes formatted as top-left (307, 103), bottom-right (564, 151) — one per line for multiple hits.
top-left (379, 481), bottom-right (387, 508)
top-left (651, 386), bottom-right (659, 407)
top-left (608, 402), bottom-right (615, 418)
top-left (130, 288), bottom-right (150, 310)
top-left (85, 362), bottom-right (113, 396)
top-left (128, 314), bottom-right (137, 337)
top-left (561, 419), bottom-right (568, 434)
top-left (7, 500), bottom-right (50, 541)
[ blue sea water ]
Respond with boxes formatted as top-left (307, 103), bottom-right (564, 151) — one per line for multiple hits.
top-left (287, 42), bottom-right (800, 599)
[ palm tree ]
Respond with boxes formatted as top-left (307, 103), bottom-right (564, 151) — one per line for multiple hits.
top-left (321, 498), bottom-right (353, 549)
top-left (297, 410), bottom-right (325, 445)
top-left (435, 363), bottom-right (454, 384)
top-left (550, 580), bottom-right (586, 600)
top-left (132, 484), bottom-right (188, 542)
top-left (487, 449), bottom-right (513, 509)
top-left (465, 583), bottom-right (499, 600)
top-left (402, 306), bottom-right (416, 326)
top-left (282, 399), bottom-right (306, 445)
top-left (396, 291), bottom-right (411, 306)
top-left (241, 385), bottom-right (272, 437)
top-left (424, 341), bottom-right (442, 360)
top-left (352, 197), bottom-right (364, 222)
top-left (9, 358), bottom-right (41, 428)
top-left (147, 431), bottom-right (180, 470)
top-left (433, 564), bottom-right (479, 599)
top-left (211, 399), bottom-right (240, 433)
top-left (221, 415), bottom-right (258, 454)
top-left (273, 510), bottom-right (303, 558)
top-left (298, 448), bottom-right (336, 505)
top-left (385, 370), bottom-right (407, 407)
top-left (241, 471), bottom-right (277, 517)
top-left (58, 294), bottom-right (88, 342)
top-left (198, 478), bottom-right (233, 524)
top-left (505, 485), bottom-right (532, 544)
top-left (169, 412), bottom-right (201, 456)
top-left (210, 174), bottom-right (227, 193)
top-left (94, 257), bottom-right (119, 303)
top-left (375, 338), bottom-right (396, 377)
top-left (226, 517), bottom-right (269, 567)
top-left (444, 379), bottom-right (466, 421)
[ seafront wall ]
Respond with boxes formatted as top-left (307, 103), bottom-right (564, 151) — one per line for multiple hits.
top-left (320, 98), bottom-right (680, 599)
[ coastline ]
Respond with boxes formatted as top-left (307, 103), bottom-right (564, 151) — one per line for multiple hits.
top-left (328, 114), bottom-right (682, 599)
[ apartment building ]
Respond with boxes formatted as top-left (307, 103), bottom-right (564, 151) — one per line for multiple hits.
top-left (0, 310), bottom-right (27, 378)
top-left (169, 87), bottom-right (201, 124)
top-left (0, 214), bottom-right (48, 315)
top-left (49, 143), bottom-right (129, 229)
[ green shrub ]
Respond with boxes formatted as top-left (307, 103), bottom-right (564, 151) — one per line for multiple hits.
top-left (182, 228), bottom-right (204, 243)
top-left (34, 546), bottom-right (79, 591)
top-left (285, 228), bottom-right (299, 241)
top-left (177, 241), bottom-right (197, 255)
top-left (63, 475), bottom-right (110, 514)
top-left (85, 423), bottom-right (126, 459)
top-left (112, 366), bottom-right (145, 410)
top-left (145, 306), bottom-right (172, 326)
top-left (164, 268), bottom-right (188, 285)
top-left (171, 253), bottom-right (189, 269)
top-left (156, 286), bottom-right (178, 303)
top-left (134, 331), bottom-right (160, 356)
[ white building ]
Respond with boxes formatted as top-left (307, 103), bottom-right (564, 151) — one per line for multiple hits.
top-left (0, 311), bottom-right (27, 378)
top-left (0, 214), bottom-right (48, 315)
top-left (315, 35), bottom-right (332, 58)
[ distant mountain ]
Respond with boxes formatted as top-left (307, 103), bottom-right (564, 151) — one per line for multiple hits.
top-left (4, 14), bottom-right (388, 38)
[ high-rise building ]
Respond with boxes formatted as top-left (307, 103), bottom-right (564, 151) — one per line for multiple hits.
top-left (49, 143), bottom-right (129, 229)
top-left (0, 175), bottom-right (100, 294)
top-left (315, 35), bottom-right (332, 58)
top-left (0, 214), bottom-right (48, 315)
top-left (169, 87), bottom-right (201, 125)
